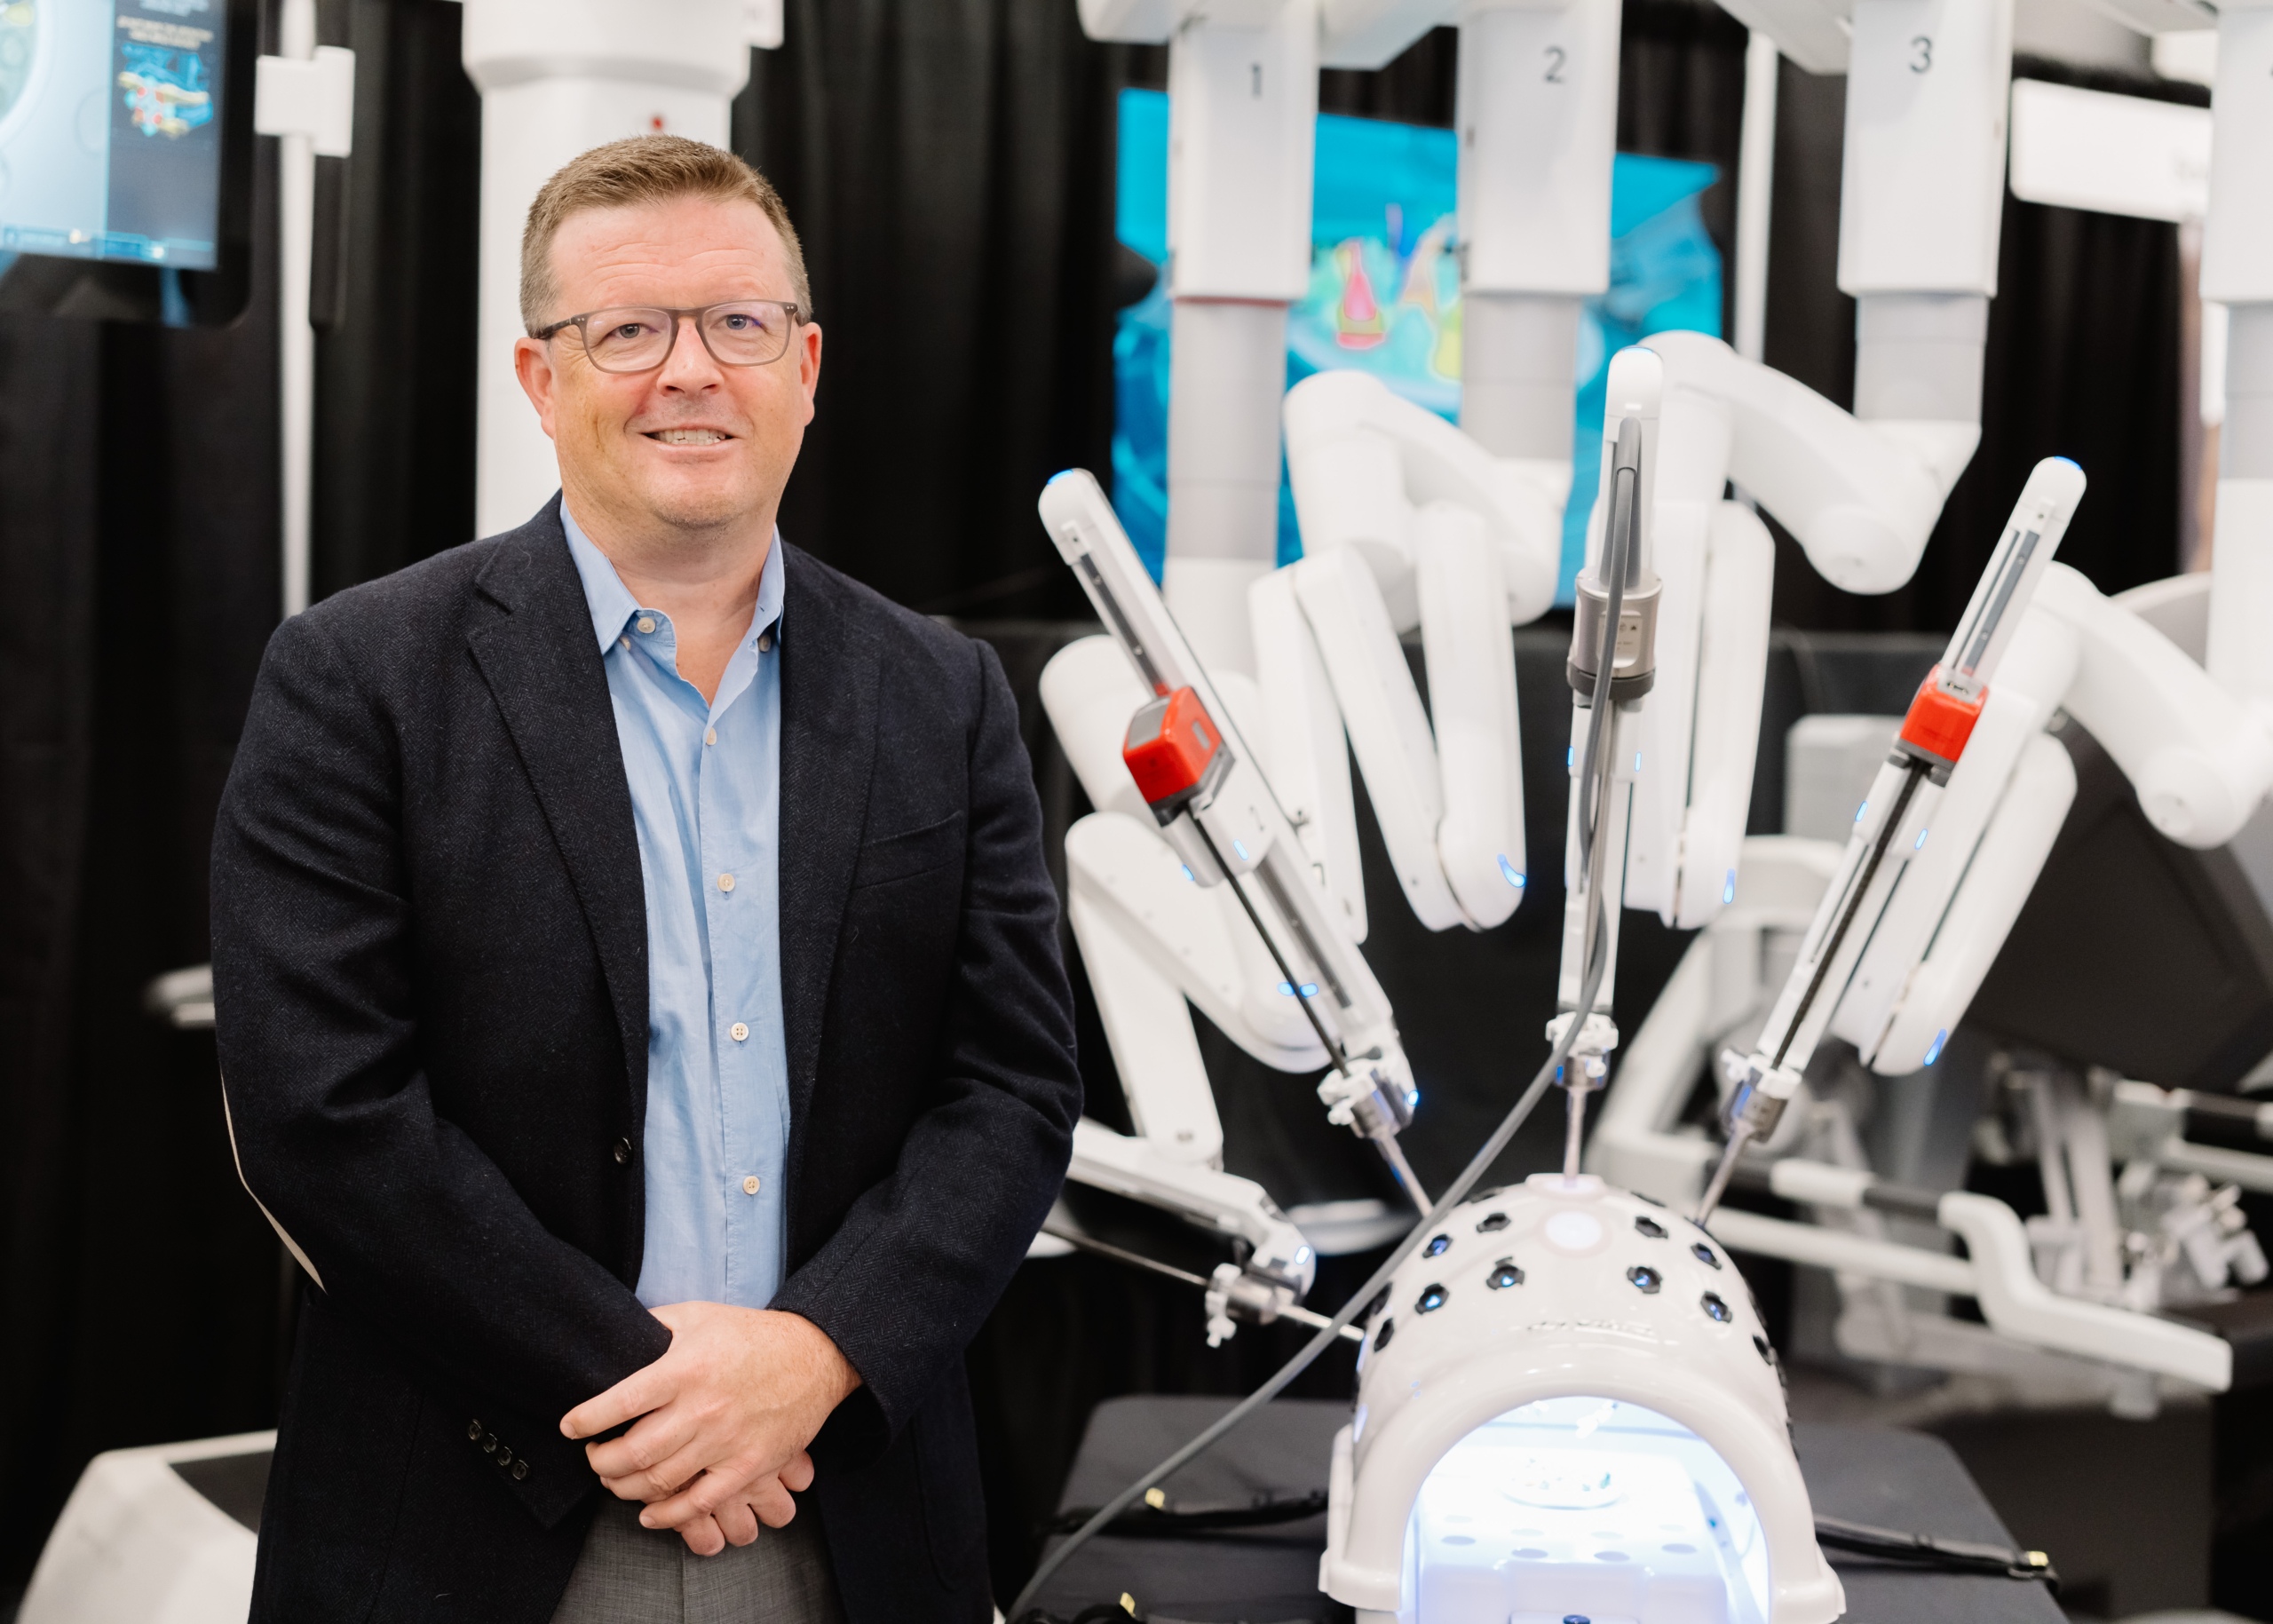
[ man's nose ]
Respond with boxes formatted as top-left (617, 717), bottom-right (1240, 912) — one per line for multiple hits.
top-left (655, 317), bottom-right (723, 390)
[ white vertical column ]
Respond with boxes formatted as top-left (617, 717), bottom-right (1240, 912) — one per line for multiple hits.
top-left (1160, 0), bottom-right (1319, 677)
top-left (462, 0), bottom-right (754, 540)
top-left (2202, 2), bottom-right (2273, 720)
top-left (277, 0), bottom-right (316, 616)
top-left (1454, 0), bottom-right (1620, 473)
top-left (1732, 28), bottom-right (1778, 367)
top-left (1836, 0), bottom-right (2013, 498)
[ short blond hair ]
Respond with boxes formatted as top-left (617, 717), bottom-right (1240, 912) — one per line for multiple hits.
top-left (519, 135), bottom-right (812, 333)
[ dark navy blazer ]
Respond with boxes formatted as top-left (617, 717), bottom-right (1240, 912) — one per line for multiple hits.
top-left (210, 503), bottom-right (1081, 1622)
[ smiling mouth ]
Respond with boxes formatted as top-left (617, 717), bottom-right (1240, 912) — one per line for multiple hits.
top-left (645, 428), bottom-right (733, 446)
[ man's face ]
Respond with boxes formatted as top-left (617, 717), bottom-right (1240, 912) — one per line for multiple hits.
top-left (514, 194), bottom-right (821, 538)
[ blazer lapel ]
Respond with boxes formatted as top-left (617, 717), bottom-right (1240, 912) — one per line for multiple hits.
top-left (465, 508), bottom-right (651, 1106)
top-left (777, 544), bottom-right (878, 1148)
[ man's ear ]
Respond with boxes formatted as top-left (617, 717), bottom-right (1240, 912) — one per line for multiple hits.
top-left (796, 322), bottom-right (822, 426)
top-left (513, 337), bottom-right (562, 442)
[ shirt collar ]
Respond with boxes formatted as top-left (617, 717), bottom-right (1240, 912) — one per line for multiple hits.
top-left (560, 503), bottom-right (788, 654)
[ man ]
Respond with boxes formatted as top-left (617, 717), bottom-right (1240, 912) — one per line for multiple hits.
top-left (211, 135), bottom-right (1081, 1623)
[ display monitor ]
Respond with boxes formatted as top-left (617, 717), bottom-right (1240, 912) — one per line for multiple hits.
top-left (0, 0), bottom-right (255, 323)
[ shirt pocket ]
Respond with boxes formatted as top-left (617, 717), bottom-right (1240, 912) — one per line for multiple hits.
top-left (851, 810), bottom-right (965, 890)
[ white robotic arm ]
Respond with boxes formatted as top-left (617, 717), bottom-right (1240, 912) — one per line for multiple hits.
top-left (1832, 561), bottom-right (2273, 1076)
top-left (1271, 370), bottom-right (1557, 933)
top-left (1041, 470), bottom-right (1433, 1206)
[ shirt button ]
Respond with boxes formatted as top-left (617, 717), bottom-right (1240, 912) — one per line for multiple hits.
top-left (757, 630), bottom-right (774, 654)
top-left (636, 615), bottom-right (656, 634)
top-left (705, 728), bottom-right (717, 747)
top-left (717, 872), bottom-right (735, 893)
top-left (619, 636), bottom-right (630, 651)
top-left (613, 1137), bottom-right (632, 1166)
top-left (730, 1021), bottom-right (749, 1042)
top-left (743, 1176), bottom-right (761, 1195)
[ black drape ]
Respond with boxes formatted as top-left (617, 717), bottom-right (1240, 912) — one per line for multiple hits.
top-left (0, 133), bottom-right (287, 1590)
top-left (0, 0), bottom-right (2219, 1604)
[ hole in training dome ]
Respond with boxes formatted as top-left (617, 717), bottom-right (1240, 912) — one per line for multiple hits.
top-left (1409, 1397), bottom-right (1774, 1622)
top-left (1692, 1242), bottom-right (1722, 1269)
top-left (1374, 1317), bottom-right (1395, 1351)
top-left (1477, 1211), bottom-right (1511, 1232)
top-left (1627, 1264), bottom-right (1662, 1294)
top-left (1416, 1284), bottom-right (1449, 1314)
top-left (1487, 1258), bottom-right (1525, 1290)
top-left (1701, 1292), bottom-right (1732, 1323)
top-left (1424, 1233), bottom-right (1452, 1257)
top-left (1634, 1215), bottom-right (1667, 1240)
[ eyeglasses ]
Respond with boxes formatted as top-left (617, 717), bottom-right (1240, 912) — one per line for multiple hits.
top-left (534, 300), bottom-right (804, 374)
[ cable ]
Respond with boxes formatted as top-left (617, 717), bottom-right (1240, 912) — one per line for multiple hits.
top-left (1009, 429), bottom-right (1640, 1622)
top-left (1814, 1515), bottom-right (2058, 1587)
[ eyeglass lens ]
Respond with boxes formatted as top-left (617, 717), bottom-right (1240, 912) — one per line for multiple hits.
top-left (581, 305), bottom-right (794, 372)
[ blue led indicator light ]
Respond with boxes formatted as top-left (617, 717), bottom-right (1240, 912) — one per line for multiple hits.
top-left (1232, 839), bottom-right (1251, 862)
top-left (1855, 801), bottom-right (1868, 823)
top-left (1923, 1029), bottom-right (1950, 1066)
top-left (1723, 869), bottom-right (1737, 905)
top-left (1915, 828), bottom-right (1929, 851)
top-left (1180, 865), bottom-right (1195, 883)
top-left (1498, 855), bottom-right (1525, 888)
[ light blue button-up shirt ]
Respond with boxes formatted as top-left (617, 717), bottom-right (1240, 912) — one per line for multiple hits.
top-left (563, 507), bottom-right (791, 1312)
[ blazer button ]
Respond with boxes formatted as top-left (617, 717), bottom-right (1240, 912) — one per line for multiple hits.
top-left (495, 1446), bottom-right (513, 1468)
top-left (466, 1419), bottom-right (482, 1442)
top-left (513, 1460), bottom-right (530, 1481)
top-left (614, 1137), bottom-right (632, 1166)
top-left (483, 1433), bottom-right (498, 1454)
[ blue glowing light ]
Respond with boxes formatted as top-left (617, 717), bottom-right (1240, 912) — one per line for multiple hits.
top-left (1498, 854), bottom-right (1525, 888)
top-left (1278, 980), bottom-right (1319, 997)
top-left (1180, 865), bottom-right (1195, 883)
top-left (1232, 839), bottom-right (1251, 862)
top-left (1723, 869), bottom-right (1737, 905)
top-left (1915, 828), bottom-right (1929, 851)
top-left (1566, 746), bottom-right (1574, 770)
top-left (1634, 751), bottom-right (1643, 772)
top-left (1855, 801), bottom-right (1869, 823)
top-left (1923, 1029), bottom-right (1950, 1066)
top-left (1406, 1089), bottom-right (1421, 1110)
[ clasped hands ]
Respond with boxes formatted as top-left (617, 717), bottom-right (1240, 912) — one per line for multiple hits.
top-left (560, 1302), bottom-right (861, 1557)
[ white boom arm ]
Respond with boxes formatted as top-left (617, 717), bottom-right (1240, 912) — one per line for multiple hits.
top-left (1040, 470), bottom-right (1432, 1205)
top-left (1831, 562), bottom-right (2273, 1075)
top-left (1272, 371), bottom-right (1559, 933)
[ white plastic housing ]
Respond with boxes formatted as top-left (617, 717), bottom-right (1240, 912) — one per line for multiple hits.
top-left (1166, 300), bottom-right (1293, 672)
top-left (2043, 563), bottom-right (2273, 848)
top-left (461, 0), bottom-right (753, 538)
top-left (1456, 0), bottom-right (1621, 299)
top-left (1068, 1118), bottom-right (1316, 1293)
top-left (1835, 0), bottom-right (2013, 298)
top-left (2200, 6), bottom-right (2273, 306)
top-left (1283, 368), bottom-right (1564, 625)
top-left (1166, 1), bottom-right (1319, 301)
top-left (1319, 1176), bottom-right (1842, 1624)
top-left (1646, 330), bottom-right (1950, 593)
top-left (1829, 606), bottom-right (2079, 1070)
top-left (1251, 570), bottom-right (1370, 939)
top-left (20, 1432), bottom-right (273, 1624)
top-left (1627, 500), bottom-right (1776, 928)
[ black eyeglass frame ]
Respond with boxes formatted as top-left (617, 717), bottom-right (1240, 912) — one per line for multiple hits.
top-left (532, 299), bottom-right (808, 373)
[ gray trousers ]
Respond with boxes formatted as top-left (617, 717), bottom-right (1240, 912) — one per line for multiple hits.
top-left (550, 1494), bottom-right (848, 1623)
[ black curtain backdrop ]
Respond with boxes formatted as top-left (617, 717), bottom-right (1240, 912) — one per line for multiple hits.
top-left (0, 0), bottom-right (2214, 1603)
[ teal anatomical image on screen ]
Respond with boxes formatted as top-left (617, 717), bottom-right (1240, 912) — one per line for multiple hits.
top-left (1110, 87), bottom-right (1723, 604)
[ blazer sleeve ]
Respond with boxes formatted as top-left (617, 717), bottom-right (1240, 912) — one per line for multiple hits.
top-left (210, 611), bottom-right (670, 1526)
top-left (771, 638), bottom-right (1081, 1461)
